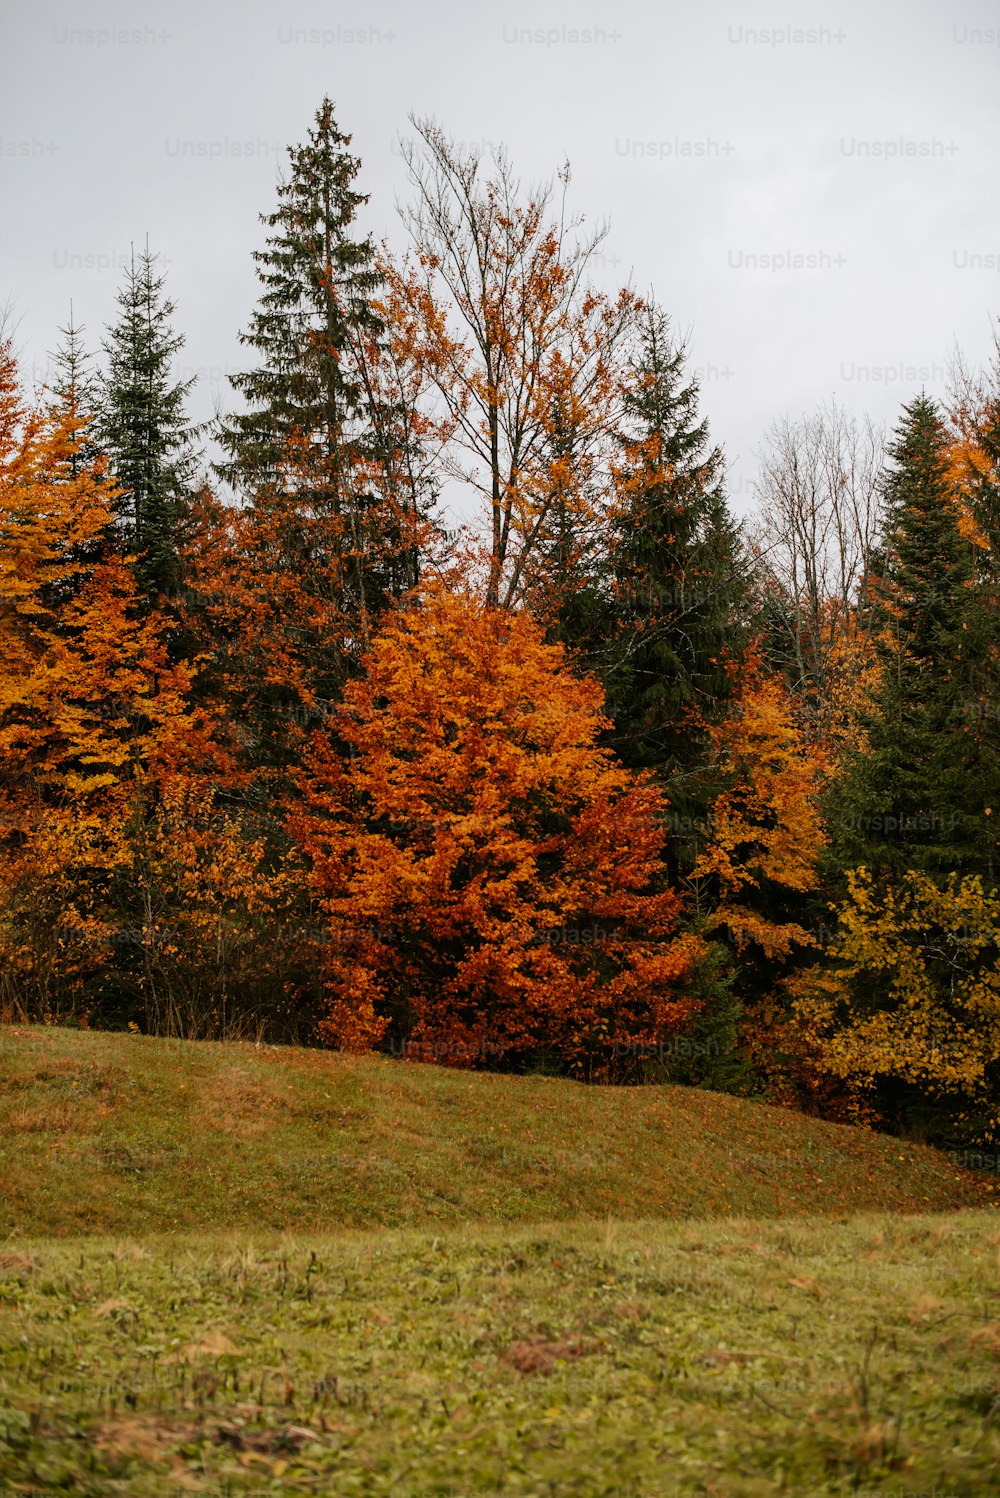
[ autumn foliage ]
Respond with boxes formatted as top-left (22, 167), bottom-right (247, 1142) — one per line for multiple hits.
top-left (692, 658), bottom-right (828, 962)
top-left (8, 98), bottom-right (1000, 1168)
top-left (289, 586), bottom-right (702, 1076)
top-left (793, 868), bottom-right (1000, 1144)
top-left (0, 350), bottom-right (311, 1038)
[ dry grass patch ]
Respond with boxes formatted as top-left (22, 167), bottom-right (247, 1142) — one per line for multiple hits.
top-left (200, 1073), bottom-right (284, 1139)
top-left (498, 1336), bottom-right (600, 1375)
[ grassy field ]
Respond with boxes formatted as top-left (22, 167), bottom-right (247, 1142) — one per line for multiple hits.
top-left (2, 1024), bottom-right (999, 1495)
top-left (2, 1214), bottom-right (999, 1495)
top-left (0, 1024), bottom-right (993, 1238)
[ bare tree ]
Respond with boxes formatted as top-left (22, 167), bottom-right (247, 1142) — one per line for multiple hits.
top-left (749, 400), bottom-right (885, 733)
top-left (386, 118), bottom-right (638, 607)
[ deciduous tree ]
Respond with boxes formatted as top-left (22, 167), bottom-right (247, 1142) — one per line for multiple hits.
top-left (749, 400), bottom-right (884, 747)
top-left (388, 122), bottom-right (636, 609)
top-left (290, 586), bottom-right (703, 1077)
top-left (792, 867), bottom-right (1000, 1145)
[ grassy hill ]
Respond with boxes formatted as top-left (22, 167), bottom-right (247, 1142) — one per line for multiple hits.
top-left (1, 1023), bottom-right (993, 1239)
top-left (3, 1025), bottom-right (1000, 1493)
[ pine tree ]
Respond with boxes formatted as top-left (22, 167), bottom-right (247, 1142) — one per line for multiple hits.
top-left (605, 305), bottom-right (751, 871)
top-left (99, 245), bottom-right (196, 603)
top-left (827, 394), bottom-right (1000, 886)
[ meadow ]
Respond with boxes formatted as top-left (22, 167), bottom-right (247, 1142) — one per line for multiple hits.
top-left (1, 1026), bottom-right (998, 1495)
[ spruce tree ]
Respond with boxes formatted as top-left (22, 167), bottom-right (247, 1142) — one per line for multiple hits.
top-left (219, 99), bottom-right (381, 487)
top-left (41, 310), bottom-right (110, 594)
top-left (605, 305), bottom-right (751, 870)
top-left (827, 394), bottom-right (1000, 886)
top-left (219, 99), bottom-right (429, 623)
top-left (525, 392), bottom-right (612, 658)
top-left (99, 245), bottom-right (196, 603)
top-left (48, 307), bottom-right (101, 476)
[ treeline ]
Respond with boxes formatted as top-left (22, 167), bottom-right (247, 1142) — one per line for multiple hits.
top-left (2, 99), bottom-right (999, 1150)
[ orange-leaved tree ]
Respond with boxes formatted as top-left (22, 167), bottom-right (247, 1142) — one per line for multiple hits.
top-left (0, 347), bottom-right (292, 1036)
top-left (692, 661), bottom-right (828, 957)
top-left (185, 404), bottom-right (437, 793)
top-left (289, 585), bottom-right (703, 1076)
top-left (386, 124), bottom-right (637, 610)
top-left (0, 342), bottom-right (178, 1017)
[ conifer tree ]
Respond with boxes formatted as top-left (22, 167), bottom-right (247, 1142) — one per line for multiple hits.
top-left (204, 99), bottom-right (437, 784)
top-left (219, 99), bottom-right (431, 625)
top-left (827, 394), bottom-right (1000, 887)
top-left (40, 311), bottom-right (110, 592)
top-left (219, 100), bottom-right (380, 483)
top-left (605, 306), bottom-right (751, 870)
top-left (99, 245), bottom-right (196, 603)
top-left (48, 307), bottom-right (101, 476)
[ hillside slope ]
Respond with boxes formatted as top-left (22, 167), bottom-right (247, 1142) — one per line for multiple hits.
top-left (0, 1024), bottom-right (992, 1238)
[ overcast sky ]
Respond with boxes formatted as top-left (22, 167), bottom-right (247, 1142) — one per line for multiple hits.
top-left (2, 0), bottom-right (998, 516)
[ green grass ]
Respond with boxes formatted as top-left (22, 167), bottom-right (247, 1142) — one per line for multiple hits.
top-left (2, 1214), bottom-right (999, 1495)
top-left (0, 1024), bottom-right (993, 1238)
top-left (3, 1024), bottom-right (999, 1494)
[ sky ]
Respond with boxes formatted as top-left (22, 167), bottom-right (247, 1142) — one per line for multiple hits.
top-left (2, 0), bottom-right (998, 517)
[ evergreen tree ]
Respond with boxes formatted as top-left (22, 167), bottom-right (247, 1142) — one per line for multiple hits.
top-left (48, 307), bottom-right (102, 477)
top-left (99, 244), bottom-right (196, 603)
top-left (827, 394), bottom-right (1000, 887)
top-left (219, 99), bottom-right (430, 631)
top-left (604, 305), bottom-right (751, 872)
top-left (41, 310), bottom-right (110, 594)
top-left (219, 99), bottom-right (381, 489)
top-left (524, 392), bottom-right (613, 658)
top-left (203, 100), bottom-right (436, 784)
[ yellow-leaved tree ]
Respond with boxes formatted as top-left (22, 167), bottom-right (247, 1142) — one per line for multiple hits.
top-left (690, 657), bottom-right (833, 1103)
top-left (792, 868), bottom-right (1000, 1144)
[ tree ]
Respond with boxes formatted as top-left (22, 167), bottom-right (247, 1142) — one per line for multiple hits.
top-left (692, 662), bottom-right (829, 961)
top-left (99, 244), bottom-right (196, 602)
top-left (690, 657), bottom-right (830, 1098)
top-left (207, 101), bottom-right (437, 772)
top-left (0, 355), bottom-right (185, 1019)
top-left (946, 334), bottom-right (1000, 701)
top-left (0, 352), bottom-right (321, 1038)
top-left (388, 121), bottom-right (636, 609)
top-left (47, 307), bottom-right (102, 478)
top-left (0, 338), bottom-right (113, 716)
top-left (604, 306), bottom-right (751, 872)
top-left (289, 586), bottom-right (704, 1077)
top-left (520, 387), bottom-right (612, 656)
top-left (749, 401), bottom-right (885, 747)
top-left (944, 328), bottom-right (1000, 560)
top-left (826, 395), bottom-right (1000, 887)
top-left (793, 868), bottom-right (1000, 1146)
top-left (219, 97), bottom-right (382, 491)
top-left (219, 99), bottom-right (433, 633)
